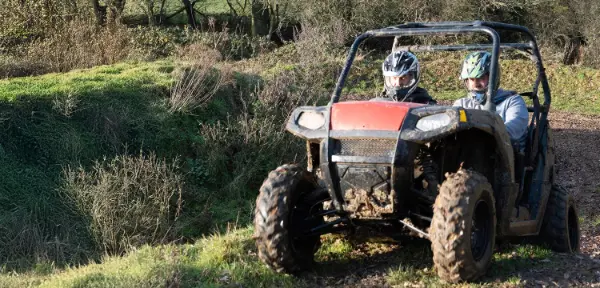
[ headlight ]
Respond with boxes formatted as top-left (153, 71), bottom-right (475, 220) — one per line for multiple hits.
top-left (297, 111), bottom-right (325, 130)
top-left (415, 113), bottom-right (452, 132)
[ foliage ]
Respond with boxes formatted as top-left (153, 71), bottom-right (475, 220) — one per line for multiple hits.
top-left (62, 152), bottom-right (184, 255)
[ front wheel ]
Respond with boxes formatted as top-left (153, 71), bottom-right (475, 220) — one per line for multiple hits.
top-left (430, 169), bottom-right (497, 283)
top-left (253, 164), bottom-right (326, 274)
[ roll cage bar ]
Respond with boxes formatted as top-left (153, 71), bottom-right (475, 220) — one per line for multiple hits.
top-left (330, 21), bottom-right (551, 115)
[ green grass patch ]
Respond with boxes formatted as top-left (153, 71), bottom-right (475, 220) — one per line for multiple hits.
top-left (0, 61), bottom-right (173, 102)
top-left (0, 59), bottom-right (256, 271)
top-left (591, 216), bottom-right (600, 227)
top-left (490, 244), bottom-right (554, 277)
top-left (315, 235), bottom-right (355, 263)
top-left (0, 227), bottom-right (296, 288)
top-left (0, 228), bottom-right (572, 288)
top-left (386, 243), bottom-right (554, 287)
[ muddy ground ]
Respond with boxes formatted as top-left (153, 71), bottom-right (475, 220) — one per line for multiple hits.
top-left (298, 111), bottom-right (600, 287)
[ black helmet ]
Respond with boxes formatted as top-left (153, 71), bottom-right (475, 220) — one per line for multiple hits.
top-left (382, 51), bottom-right (420, 101)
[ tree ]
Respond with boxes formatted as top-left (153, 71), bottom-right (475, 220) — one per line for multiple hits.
top-left (225, 0), bottom-right (291, 38)
top-left (91, 0), bottom-right (126, 26)
top-left (132, 0), bottom-right (168, 25)
top-left (182, 0), bottom-right (198, 28)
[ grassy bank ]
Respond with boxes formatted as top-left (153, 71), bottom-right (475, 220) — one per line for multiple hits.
top-left (0, 59), bottom-right (256, 270)
top-left (1, 45), bottom-right (599, 286)
top-left (0, 226), bottom-right (559, 288)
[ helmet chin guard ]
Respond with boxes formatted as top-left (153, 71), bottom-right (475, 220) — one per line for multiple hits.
top-left (382, 51), bottom-right (420, 101)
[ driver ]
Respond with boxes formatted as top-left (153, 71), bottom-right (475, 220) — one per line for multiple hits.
top-left (380, 51), bottom-right (437, 105)
top-left (453, 51), bottom-right (528, 151)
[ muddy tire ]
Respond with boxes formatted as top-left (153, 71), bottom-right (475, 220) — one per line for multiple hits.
top-left (540, 184), bottom-right (580, 253)
top-left (430, 169), bottom-right (496, 283)
top-left (253, 164), bottom-right (325, 274)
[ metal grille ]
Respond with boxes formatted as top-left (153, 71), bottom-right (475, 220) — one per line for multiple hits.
top-left (336, 139), bottom-right (396, 157)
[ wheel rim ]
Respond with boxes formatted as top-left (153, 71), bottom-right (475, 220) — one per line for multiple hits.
top-left (471, 199), bottom-right (492, 261)
top-left (289, 190), bottom-right (326, 255)
top-left (568, 205), bottom-right (580, 251)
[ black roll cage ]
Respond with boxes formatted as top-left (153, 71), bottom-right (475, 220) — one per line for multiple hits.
top-left (329, 21), bottom-right (551, 116)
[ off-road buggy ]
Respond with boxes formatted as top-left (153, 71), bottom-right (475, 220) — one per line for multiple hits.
top-left (253, 21), bottom-right (581, 283)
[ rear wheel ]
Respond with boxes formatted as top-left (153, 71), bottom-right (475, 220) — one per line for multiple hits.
top-left (253, 164), bottom-right (327, 274)
top-left (430, 169), bottom-right (496, 283)
top-left (540, 184), bottom-right (580, 253)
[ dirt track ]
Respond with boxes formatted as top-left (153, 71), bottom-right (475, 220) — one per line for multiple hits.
top-left (299, 111), bottom-right (600, 287)
top-left (514, 111), bottom-right (600, 287)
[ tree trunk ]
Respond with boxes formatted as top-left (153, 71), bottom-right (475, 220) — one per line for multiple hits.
top-left (267, 1), bottom-right (278, 38)
top-left (107, 0), bottom-right (126, 25)
top-left (250, 0), bottom-right (260, 37)
top-left (158, 0), bottom-right (168, 24)
top-left (91, 0), bottom-right (107, 26)
top-left (181, 0), bottom-right (197, 28)
top-left (562, 36), bottom-right (584, 65)
top-left (146, 0), bottom-right (156, 26)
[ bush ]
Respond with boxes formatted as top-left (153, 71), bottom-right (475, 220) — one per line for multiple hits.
top-left (128, 26), bottom-right (191, 60)
top-left (24, 20), bottom-right (131, 73)
top-left (169, 44), bottom-right (233, 113)
top-left (194, 66), bottom-right (331, 198)
top-left (62, 152), bottom-right (183, 255)
top-left (0, 55), bottom-right (50, 78)
top-left (185, 18), bottom-right (275, 61)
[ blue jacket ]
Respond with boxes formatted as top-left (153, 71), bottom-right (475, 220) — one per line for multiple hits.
top-left (453, 89), bottom-right (529, 151)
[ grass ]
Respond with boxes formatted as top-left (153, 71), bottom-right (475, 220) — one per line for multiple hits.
top-left (592, 216), bottom-right (600, 227)
top-left (0, 59), bottom-right (257, 271)
top-left (2, 44), bottom-right (600, 286)
top-left (384, 243), bottom-right (554, 287)
top-left (0, 229), bottom-right (557, 287)
top-left (0, 61), bottom-right (173, 101)
top-left (0, 61), bottom-right (178, 271)
top-left (315, 235), bottom-right (355, 263)
top-left (0, 227), bottom-right (296, 288)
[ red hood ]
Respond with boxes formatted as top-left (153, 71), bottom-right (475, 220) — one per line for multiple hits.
top-left (330, 101), bottom-right (424, 131)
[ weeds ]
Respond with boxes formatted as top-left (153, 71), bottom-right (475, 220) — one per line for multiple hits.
top-left (62, 152), bottom-right (184, 256)
top-left (592, 216), bottom-right (600, 227)
top-left (52, 91), bottom-right (80, 118)
top-left (169, 45), bottom-right (232, 113)
top-left (25, 20), bottom-right (131, 73)
top-left (187, 17), bottom-right (275, 61)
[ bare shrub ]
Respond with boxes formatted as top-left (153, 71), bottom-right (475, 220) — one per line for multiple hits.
top-left (0, 56), bottom-right (50, 78)
top-left (175, 43), bottom-right (223, 63)
top-left (197, 67), bottom-right (330, 197)
top-left (0, 206), bottom-right (94, 270)
top-left (169, 45), bottom-right (232, 113)
top-left (52, 92), bottom-right (81, 118)
top-left (25, 20), bottom-right (131, 72)
top-left (578, 2), bottom-right (600, 67)
top-left (62, 152), bottom-right (183, 255)
top-left (185, 17), bottom-right (275, 61)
